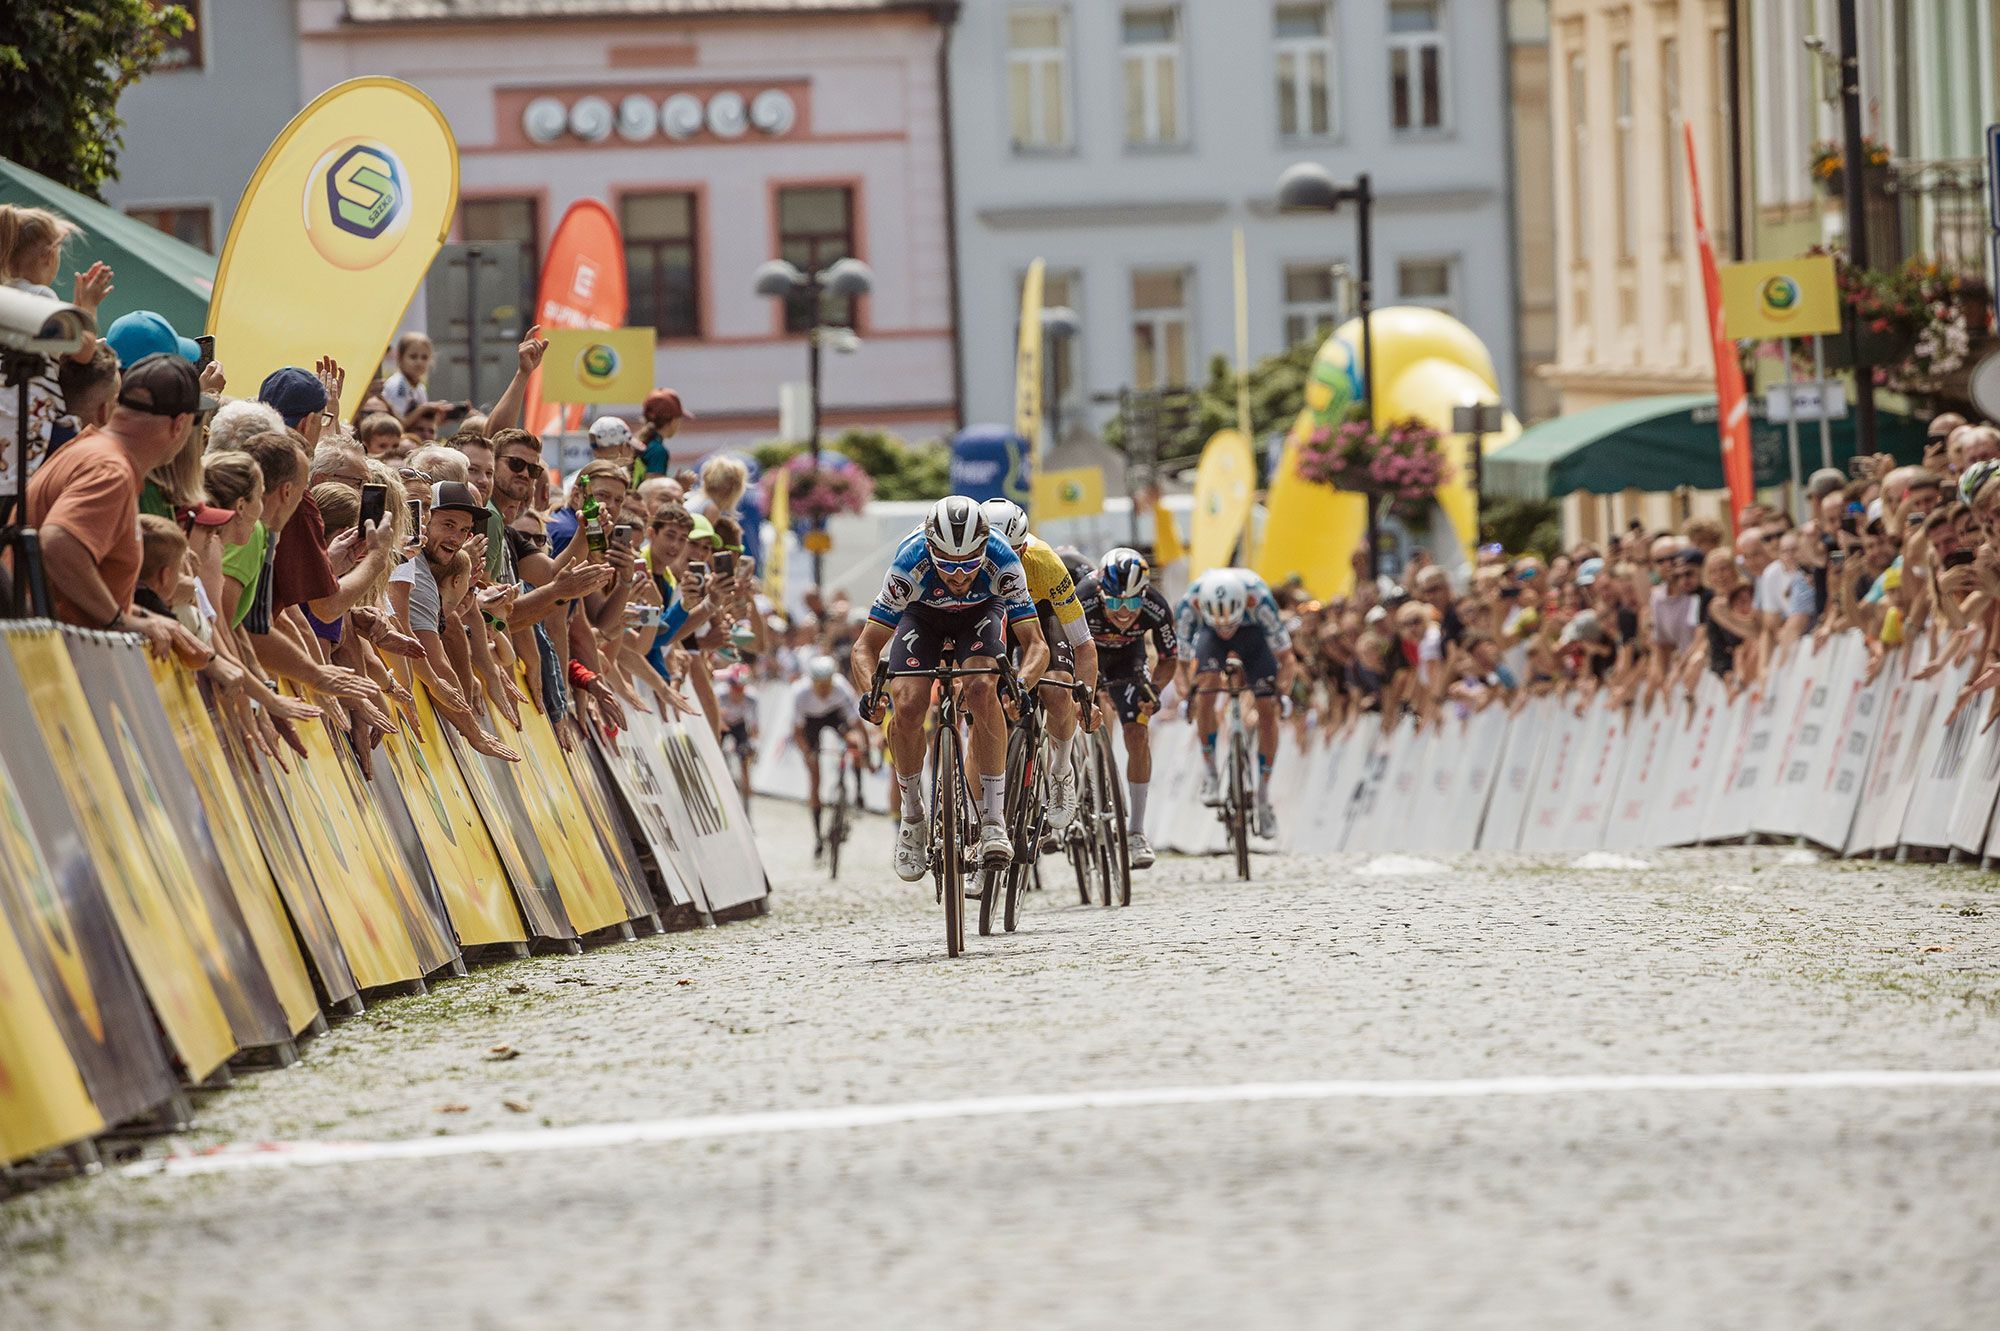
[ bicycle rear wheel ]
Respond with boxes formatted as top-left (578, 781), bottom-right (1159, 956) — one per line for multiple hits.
top-left (1228, 727), bottom-right (1251, 881)
top-left (1095, 731), bottom-right (1131, 906)
top-left (826, 760), bottom-right (849, 880)
top-left (1001, 723), bottom-right (1035, 933)
top-left (935, 726), bottom-right (966, 957)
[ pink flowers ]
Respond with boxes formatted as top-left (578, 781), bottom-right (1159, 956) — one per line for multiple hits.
top-left (1295, 415), bottom-right (1452, 505)
top-left (761, 453), bottom-right (875, 524)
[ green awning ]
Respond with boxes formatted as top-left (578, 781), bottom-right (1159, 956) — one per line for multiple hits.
top-left (0, 157), bottom-right (215, 336)
top-left (1485, 392), bottom-right (1927, 501)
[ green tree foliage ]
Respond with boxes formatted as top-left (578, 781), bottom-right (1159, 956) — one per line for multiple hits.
top-left (0, 2), bottom-right (191, 196)
top-left (1103, 339), bottom-right (1320, 472)
top-left (1482, 497), bottom-right (1561, 560)
top-left (748, 430), bottom-right (953, 502)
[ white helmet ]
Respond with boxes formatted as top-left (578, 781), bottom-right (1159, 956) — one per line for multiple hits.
top-left (589, 416), bottom-right (633, 450)
top-left (924, 495), bottom-right (989, 561)
top-left (1198, 574), bottom-right (1247, 627)
top-left (807, 654), bottom-right (837, 682)
top-left (980, 497), bottom-right (1030, 550)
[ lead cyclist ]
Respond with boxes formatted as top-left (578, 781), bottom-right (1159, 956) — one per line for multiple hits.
top-left (1174, 568), bottom-right (1296, 840)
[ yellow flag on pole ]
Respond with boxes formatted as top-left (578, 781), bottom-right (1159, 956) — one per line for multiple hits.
top-left (207, 77), bottom-right (459, 421)
top-left (765, 465), bottom-right (789, 599)
top-left (1152, 499), bottom-right (1185, 565)
top-left (1188, 430), bottom-right (1257, 577)
top-left (1014, 259), bottom-right (1045, 457)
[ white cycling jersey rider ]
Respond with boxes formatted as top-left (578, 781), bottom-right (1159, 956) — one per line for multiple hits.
top-left (1175, 567), bottom-right (1295, 839)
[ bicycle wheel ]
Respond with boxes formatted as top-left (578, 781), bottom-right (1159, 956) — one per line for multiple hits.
top-left (826, 761), bottom-right (848, 881)
top-left (1228, 727), bottom-right (1251, 881)
top-left (1001, 723), bottom-right (1035, 933)
top-left (935, 726), bottom-right (966, 957)
top-left (1095, 731), bottom-right (1131, 906)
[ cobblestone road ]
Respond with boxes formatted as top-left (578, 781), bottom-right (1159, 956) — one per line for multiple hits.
top-left (6, 800), bottom-right (2000, 1329)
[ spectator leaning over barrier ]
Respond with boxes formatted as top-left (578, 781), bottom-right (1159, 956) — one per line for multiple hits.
top-left (389, 479), bottom-right (517, 761)
top-left (25, 354), bottom-right (212, 663)
top-left (0, 204), bottom-right (110, 495)
top-left (55, 338), bottom-right (120, 445)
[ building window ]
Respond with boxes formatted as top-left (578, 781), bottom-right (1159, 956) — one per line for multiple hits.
top-left (1397, 256), bottom-right (1456, 315)
top-left (1566, 49), bottom-right (1588, 263)
top-left (1274, 3), bottom-right (1334, 140)
top-left (1130, 268), bottom-right (1190, 390)
top-left (1040, 267), bottom-right (1083, 407)
top-left (458, 196), bottom-right (540, 331)
top-left (777, 186), bottom-right (857, 332)
top-left (1122, 7), bottom-right (1184, 146)
top-left (621, 192), bottom-right (701, 339)
top-left (125, 204), bottom-right (212, 253)
top-left (1007, 7), bottom-right (1071, 150)
top-left (1388, 0), bottom-right (1445, 132)
top-left (1282, 262), bottom-right (1340, 347)
top-left (1661, 37), bottom-right (1684, 258)
top-left (1613, 43), bottom-right (1635, 260)
top-left (156, 0), bottom-right (204, 72)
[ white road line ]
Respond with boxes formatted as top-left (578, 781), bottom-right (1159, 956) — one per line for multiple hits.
top-left (126, 1069), bottom-right (2000, 1178)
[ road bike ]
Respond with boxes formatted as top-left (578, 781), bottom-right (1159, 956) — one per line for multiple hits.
top-left (1076, 716), bottom-right (1131, 907)
top-left (987, 679), bottom-right (1097, 933)
top-left (813, 726), bottom-right (865, 882)
top-left (868, 659), bottom-right (1017, 958)
top-left (1194, 661), bottom-right (1255, 881)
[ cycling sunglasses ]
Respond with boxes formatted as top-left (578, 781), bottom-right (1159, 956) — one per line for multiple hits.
top-left (1104, 594), bottom-right (1146, 611)
top-left (931, 552), bottom-right (984, 575)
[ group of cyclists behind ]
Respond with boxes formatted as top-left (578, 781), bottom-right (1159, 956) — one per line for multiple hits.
top-left (787, 493), bottom-right (1297, 893)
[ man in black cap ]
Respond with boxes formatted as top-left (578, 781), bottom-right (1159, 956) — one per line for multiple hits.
top-left (26, 354), bottom-right (215, 660)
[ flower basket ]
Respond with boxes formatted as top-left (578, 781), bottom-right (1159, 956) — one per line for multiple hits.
top-left (1295, 416), bottom-right (1452, 524)
top-left (760, 453), bottom-right (874, 527)
top-left (1811, 138), bottom-right (1892, 197)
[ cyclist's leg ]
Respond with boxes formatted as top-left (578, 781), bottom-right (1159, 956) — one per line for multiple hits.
top-left (957, 604), bottom-right (1012, 827)
top-left (1191, 627), bottom-right (1230, 779)
top-left (1038, 609), bottom-right (1081, 822)
top-left (797, 723), bottom-right (823, 832)
top-left (886, 609), bottom-right (946, 822)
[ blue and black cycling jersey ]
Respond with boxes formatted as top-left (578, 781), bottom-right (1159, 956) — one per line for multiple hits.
top-left (867, 530), bottom-right (1036, 627)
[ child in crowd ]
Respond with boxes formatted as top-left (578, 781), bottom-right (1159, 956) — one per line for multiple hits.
top-left (133, 514), bottom-right (190, 618)
top-left (381, 331), bottom-right (433, 419)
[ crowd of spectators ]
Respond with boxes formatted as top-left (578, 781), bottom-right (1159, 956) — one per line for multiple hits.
top-left (1, 201), bottom-right (817, 781)
top-left (1273, 412), bottom-right (2000, 731)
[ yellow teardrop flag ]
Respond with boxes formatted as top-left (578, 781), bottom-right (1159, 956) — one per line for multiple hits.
top-left (765, 465), bottom-right (789, 599)
top-left (1152, 499), bottom-right (1185, 565)
top-left (207, 78), bottom-right (459, 421)
top-left (1188, 429), bottom-right (1256, 577)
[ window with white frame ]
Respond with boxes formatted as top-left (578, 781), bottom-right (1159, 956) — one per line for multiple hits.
top-left (1397, 256), bottom-right (1456, 315)
top-left (1388, 0), bottom-right (1445, 132)
top-left (1282, 262), bottom-right (1341, 347)
top-left (1660, 37), bottom-right (1684, 258)
top-left (1007, 7), bottom-right (1071, 151)
top-left (1566, 49), bottom-right (1588, 263)
top-left (1613, 42), bottom-right (1635, 261)
top-left (1130, 268), bottom-right (1190, 390)
top-left (1274, 3), bottom-right (1335, 140)
top-left (1122, 7), bottom-right (1184, 146)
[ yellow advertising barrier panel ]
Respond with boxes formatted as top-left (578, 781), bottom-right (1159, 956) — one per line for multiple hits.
top-left (319, 721), bottom-right (458, 976)
top-left (1, 629), bottom-right (235, 1080)
top-left (441, 718), bottom-right (576, 942)
top-left (1188, 430), bottom-right (1256, 578)
top-left (150, 663), bottom-right (320, 1034)
top-left (1720, 255), bottom-right (1842, 340)
top-left (380, 688), bottom-right (526, 947)
top-left (491, 700), bottom-right (630, 934)
top-left (0, 875), bottom-right (102, 1162)
top-left (207, 77), bottom-right (460, 420)
top-left (540, 327), bottom-right (657, 406)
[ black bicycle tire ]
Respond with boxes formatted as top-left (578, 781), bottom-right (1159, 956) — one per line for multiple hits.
top-left (1001, 721), bottom-right (1034, 933)
top-left (1097, 731), bottom-right (1131, 906)
top-left (1230, 727), bottom-right (1251, 881)
top-left (827, 758), bottom-right (848, 881)
top-left (937, 725), bottom-right (965, 957)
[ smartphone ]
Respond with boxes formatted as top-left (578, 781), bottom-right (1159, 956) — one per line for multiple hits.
top-left (739, 554), bottom-right (756, 577)
top-left (194, 335), bottom-right (215, 374)
top-left (714, 550), bottom-right (736, 577)
top-left (685, 560), bottom-right (708, 591)
top-left (612, 523), bottom-right (634, 549)
top-left (1945, 549), bottom-right (1977, 569)
top-left (406, 497), bottom-right (424, 533)
top-left (357, 483), bottom-right (387, 535)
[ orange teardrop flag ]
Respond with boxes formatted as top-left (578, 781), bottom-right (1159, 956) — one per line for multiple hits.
top-left (524, 201), bottom-right (629, 438)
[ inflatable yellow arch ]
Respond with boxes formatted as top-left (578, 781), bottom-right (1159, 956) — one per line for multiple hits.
top-left (1255, 306), bottom-right (1521, 597)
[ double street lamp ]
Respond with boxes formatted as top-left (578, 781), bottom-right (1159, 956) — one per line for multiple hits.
top-left (1276, 163), bottom-right (1381, 579)
top-left (753, 255), bottom-right (874, 582)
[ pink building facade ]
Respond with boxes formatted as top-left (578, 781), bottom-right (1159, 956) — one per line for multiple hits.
top-left (300, 0), bottom-right (961, 450)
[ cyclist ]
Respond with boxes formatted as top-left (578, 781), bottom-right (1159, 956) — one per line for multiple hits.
top-left (716, 663), bottom-right (758, 802)
top-left (1175, 567), bottom-right (1296, 839)
top-left (1076, 547), bottom-right (1177, 869)
top-left (979, 498), bottom-right (1098, 828)
top-left (850, 496), bottom-right (1049, 883)
top-left (791, 654), bottom-right (865, 859)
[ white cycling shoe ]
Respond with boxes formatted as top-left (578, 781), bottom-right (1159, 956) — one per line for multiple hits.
top-left (893, 817), bottom-right (928, 882)
top-left (1127, 831), bottom-right (1155, 870)
top-left (1254, 800), bottom-right (1278, 840)
top-left (1046, 770), bottom-right (1078, 830)
top-left (977, 817), bottom-right (1014, 869)
top-left (1197, 768), bottom-right (1221, 806)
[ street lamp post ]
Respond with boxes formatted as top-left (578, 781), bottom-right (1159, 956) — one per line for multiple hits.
top-left (1039, 305), bottom-right (1080, 451)
top-left (1277, 163), bottom-right (1379, 580)
top-left (754, 256), bottom-right (875, 584)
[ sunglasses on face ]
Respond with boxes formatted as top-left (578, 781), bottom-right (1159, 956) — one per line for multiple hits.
top-left (1105, 594), bottom-right (1145, 611)
top-left (932, 554), bottom-right (983, 575)
top-left (398, 466), bottom-right (433, 483)
top-left (499, 455), bottom-right (539, 476)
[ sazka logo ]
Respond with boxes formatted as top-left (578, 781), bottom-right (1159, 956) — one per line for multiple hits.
top-left (306, 137), bottom-right (412, 270)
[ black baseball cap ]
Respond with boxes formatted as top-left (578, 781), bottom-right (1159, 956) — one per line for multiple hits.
top-left (117, 353), bottom-right (218, 417)
top-left (430, 480), bottom-right (487, 517)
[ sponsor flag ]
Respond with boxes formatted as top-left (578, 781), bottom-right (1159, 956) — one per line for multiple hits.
top-left (540, 327), bottom-right (656, 405)
top-left (1189, 429), bottom-right (1256, 576)
top-left (765, 465), bottom-right (789, 599)
top-left (207, 77), bottom-right (459, 421)
top-left (1686, 122), bottom-right (1756, 529)
top-left (1014, 258), bottom-right (1045, 455)
top-left (1152, 497), bottom-right (1186, 565)
top-left (1030, 465), bottom-right (1103, 522)
top-left (524, 200), bottom-right (629, 437)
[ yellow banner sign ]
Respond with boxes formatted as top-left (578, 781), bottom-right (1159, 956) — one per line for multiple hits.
top-left (1720, 255), bottom-right (1842, 340)
top-left (1014, 258), bottom-right (1045, 452)
top-left (1030, 465), bottom-right (1104, 522)
top-left (1189, 430), bottom-right (1257, 577)
top-left (541, 327), bottom-right (657, 405)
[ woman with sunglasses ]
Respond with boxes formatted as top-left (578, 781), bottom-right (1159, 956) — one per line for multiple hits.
top-left (1075, 547), bottom-right (1178, 869)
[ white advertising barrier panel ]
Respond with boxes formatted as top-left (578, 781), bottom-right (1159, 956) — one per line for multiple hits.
top-left (1646, 676), bottom-right (1731, 848)
top-left (1802, 638), bottom-right (1888, 852)
top-left (749, 682), bottom-right (894, 810)
top-left (593, 714), bottom-right (710, 915)
top-left (1847, 654), bottom-right (1924, 856)
top-left (1268, 727), bottom-right (1314, 853)
top-left (1898, 658), bottom-right (1977, 852)
top-left (1480, 695), bottom-right (1553, 851)
top-left (1950, 702), bottom-right (2000, 859)
top-left (1691, 686), bottom-right (1757, 844)
top-left (1758, 636), bottom-right (1853, 843)
top-left (1519, 702), bottom-right (1588, 853)
top-left (1602, 699), bottom-right (1672, 851)
top-left (1557, 699), bottom-right (1626, 852)
top-left (1148, 720), bottom-right (1206, 854)
top-left (1341, 723), bottom-right (1401, 854)
top-left (1288, 728), bottom-right (1347, 856)
top-left (1378, 720), bottom-right (1436, 852)
top-left (1315, 726), bottom-right (1374, 854)
top-left (1451, 706), bottom-right (1512, 851)
top-left (1708, 661), bottom-right (1799, 844)
top-left (679, 713), bottom-right (773, 908)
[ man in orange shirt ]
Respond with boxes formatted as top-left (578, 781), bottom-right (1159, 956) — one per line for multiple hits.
top-left (26, 354), bottom-right (212, 662)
